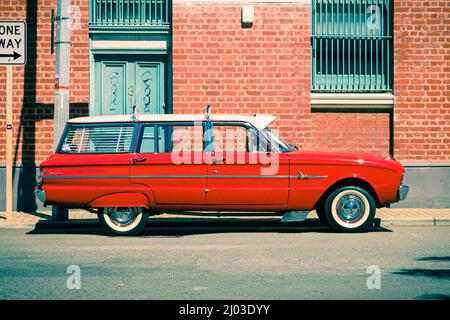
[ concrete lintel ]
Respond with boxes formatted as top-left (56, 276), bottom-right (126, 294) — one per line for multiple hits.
top-left (91, 40), bottom-right (167, 50)
top-left (311, 93), bottom-right (394, 109)
top-left (173, 0), bottom-right (311, 3)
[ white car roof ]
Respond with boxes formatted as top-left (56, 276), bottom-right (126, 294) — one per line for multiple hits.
top-left (67, 114), bottom-right (277, 131)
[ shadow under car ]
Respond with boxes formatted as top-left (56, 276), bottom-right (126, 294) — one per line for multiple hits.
top-left (27, 217), bottom-right (388, 237)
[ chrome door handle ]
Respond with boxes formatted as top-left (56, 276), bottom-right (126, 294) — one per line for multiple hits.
top-left (132, 157), bottom-right (147, 164)
top-left (212, 157), bottom-right (224, 164)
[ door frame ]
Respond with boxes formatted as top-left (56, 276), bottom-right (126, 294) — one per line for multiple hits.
top-left (88, 33), bottom-right (172, 116)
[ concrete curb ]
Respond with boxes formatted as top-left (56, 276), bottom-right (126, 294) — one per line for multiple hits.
top-left (380, 219), bottom-right (450, 227)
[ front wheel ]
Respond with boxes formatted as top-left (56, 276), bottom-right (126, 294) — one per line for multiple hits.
top-left (324, 186), bottom-right (376, 233)
top-left (98, 207), bottom-right (148, 236)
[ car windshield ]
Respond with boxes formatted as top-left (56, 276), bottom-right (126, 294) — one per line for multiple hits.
top-left (262, 127), bottom-right (296, 153)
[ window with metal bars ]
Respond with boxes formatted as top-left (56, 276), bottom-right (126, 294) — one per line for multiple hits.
top-left (59, 124), bottom-right (135, 153)
top-left (311, 0), bottom-right (393, 93)
top-left (89, 0), bottom-right (170, 27)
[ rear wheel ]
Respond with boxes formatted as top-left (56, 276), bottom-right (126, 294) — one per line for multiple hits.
top-left (324, 186), bottom-right (376, 233)
top-left (98, 207), bottom-right (148, 236)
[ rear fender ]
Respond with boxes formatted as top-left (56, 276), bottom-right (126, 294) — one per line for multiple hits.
top-left (88, 193), bottom-right (151, 209)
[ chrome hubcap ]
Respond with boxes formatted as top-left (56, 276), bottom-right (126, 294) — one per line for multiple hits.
top-left (336, 194), bottom-right (365, 223)
top-left (107, 207), bottom-right (138, 227)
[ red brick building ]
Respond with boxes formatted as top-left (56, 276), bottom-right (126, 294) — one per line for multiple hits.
top-left (0, 0), bottom-right (449, 210)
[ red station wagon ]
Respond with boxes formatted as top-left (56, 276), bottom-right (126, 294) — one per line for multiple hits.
top-left (35, 110), bottom-right (409, 236)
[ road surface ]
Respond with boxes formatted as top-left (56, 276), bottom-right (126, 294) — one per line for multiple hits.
top-left (0, 219), bottom-right (449, 299)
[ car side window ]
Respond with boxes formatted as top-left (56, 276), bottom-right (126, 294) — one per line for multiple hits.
top-left (139, 125), bottom-right (156, 153)
top-left (213, 125), bottom-right (247, 154)
top-left (60, 124), bottom-right (135, 154)
top-left (211, 123), bottom-right (269, 153)
top-left (159, 124), bottom-right (203, 153)
top-left (138, 123), bottom-right (203, 153)
top-left (247, 126), bottom-right (270, 153)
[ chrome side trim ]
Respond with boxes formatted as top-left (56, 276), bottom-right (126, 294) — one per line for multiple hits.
top-left (43, 174), bottom-right (329, 180)
top-left (297, 175), bottom-right (328, 180)
top-left (43, 175), bottom-right (129, 179)
top-left (43, 175), bottom-right (293, 180)
top-left (296, 170), bottom-right (328, 180)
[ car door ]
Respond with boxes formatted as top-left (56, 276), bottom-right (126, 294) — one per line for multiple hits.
top-left (205, 122), bottom-right (289, 206)
top-left (130, 122), bottom-right (207, 205)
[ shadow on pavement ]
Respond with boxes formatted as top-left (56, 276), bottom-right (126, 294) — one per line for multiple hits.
top-left (393, 255), bottom-right (450, 282)
top-left (416, 256), bottom-right (450, 262)
top-left (417, 294), bottom-right (450, 300)
top-left (27, 217), bottom-right (390, 237)
top-left (21, 211), bottom-right (53, 220)
top-left (393, 268), bottom-right (450, 279)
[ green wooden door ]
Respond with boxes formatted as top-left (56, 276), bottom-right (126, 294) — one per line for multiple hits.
top-left (135, 61), bottom-right (165, 114)
top-left (94, 55), bottom-right (166, 116)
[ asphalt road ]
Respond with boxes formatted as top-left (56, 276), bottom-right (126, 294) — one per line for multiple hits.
top-left (0, 219), bottom-right (449, 300)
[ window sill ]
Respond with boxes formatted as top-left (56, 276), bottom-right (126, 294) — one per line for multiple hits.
top-left (311, 93), bottom-right (394, 110)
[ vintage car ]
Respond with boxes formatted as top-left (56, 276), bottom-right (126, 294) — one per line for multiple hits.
top-left (35, 110), bottom-right (409, 236)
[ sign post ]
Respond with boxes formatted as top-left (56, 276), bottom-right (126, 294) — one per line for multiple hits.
top-left (1, 21), bottom-right (27, 220)
top-left (6, 65), bottom-right (12, 221)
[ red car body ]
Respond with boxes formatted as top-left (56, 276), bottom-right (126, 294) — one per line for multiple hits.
top-left (35, 113), bottom-right (408, 234)
top-left (39, 149), bottom-right (404, 211)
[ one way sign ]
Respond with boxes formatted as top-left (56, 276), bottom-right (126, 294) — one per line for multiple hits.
top-left (0, 21), bottom-right (27, 65)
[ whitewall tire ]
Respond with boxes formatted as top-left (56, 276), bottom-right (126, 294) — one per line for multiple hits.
top-left (324, 186), bottom-right (376, 233)
top-left (98, 207), bottom-right (148, 236)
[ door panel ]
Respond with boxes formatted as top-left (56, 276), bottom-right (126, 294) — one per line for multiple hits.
top-left (130, 123), bottom-right (206, 205)
top-left (205, 123), bottom-right (289, 206)
top-left (206, 153), bottom-right (290, 205)
top-left (135, 62), bottom-right (165, 114)
top-left (100, 62), bottom-right (127, 115)
top-left (130, 154), bottom-right (207, 205)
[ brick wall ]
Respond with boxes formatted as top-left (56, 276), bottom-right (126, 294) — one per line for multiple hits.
top-left (172, 2), bottom-right (391, 157)
top-left (0, 1), bottom-right (448, 164)
top-left (393, 0), bottom-right (450, 161)
top-left (0, 0), bottom-right (89, 164)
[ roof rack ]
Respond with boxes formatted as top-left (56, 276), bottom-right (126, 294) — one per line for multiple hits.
top-left (131, 104), bottom-right (140, 122)
top-left (205, 104), bottom-right (212, 121)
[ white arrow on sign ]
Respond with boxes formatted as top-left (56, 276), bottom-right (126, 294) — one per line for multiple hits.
top-left (0, 51), bottom-right (21, 60)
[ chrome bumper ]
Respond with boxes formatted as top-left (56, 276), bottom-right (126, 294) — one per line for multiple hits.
top-left (34, 187), bottom-right (46, 203)
top-left (398, 184), bottom-right (409, 201)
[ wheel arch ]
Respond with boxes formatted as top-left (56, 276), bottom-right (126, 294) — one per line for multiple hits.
top-left (314, 177), bottom-right (380, 210)
top-left (88, 192), bottom-right (151, 209)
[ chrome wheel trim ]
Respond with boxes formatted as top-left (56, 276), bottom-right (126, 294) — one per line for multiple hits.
top-left (331, 190), bottom-right (370, 229)
top-left (336, 194), bottom-right (365, 223)
top-left (103, 207), bottom-right (143, 232)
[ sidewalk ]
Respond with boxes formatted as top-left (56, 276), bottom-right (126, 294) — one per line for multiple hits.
top-left (0, 208), bottom-right (449, 229)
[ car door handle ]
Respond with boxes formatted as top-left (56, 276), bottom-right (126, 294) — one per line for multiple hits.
top-left (212, 157), bottom-right (224, 164)
top-left (132, 157), bottom-right (147, 164)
